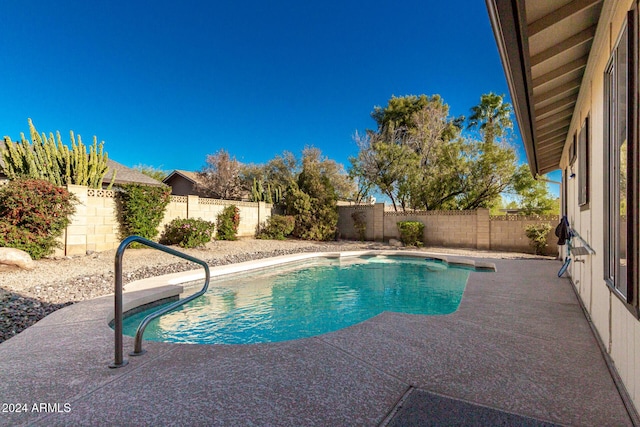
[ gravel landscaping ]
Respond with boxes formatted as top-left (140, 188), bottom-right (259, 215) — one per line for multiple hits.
top-left (0, 238), bottom-right (548, 343)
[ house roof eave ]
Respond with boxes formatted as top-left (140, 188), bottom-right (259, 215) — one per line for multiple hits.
top-left (486, 0), bottom-right (539, 176)
top-left (485, 0), bottom-right (605, 177)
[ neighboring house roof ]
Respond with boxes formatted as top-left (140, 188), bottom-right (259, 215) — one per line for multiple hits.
top-left (104, 159), bottom-right (165, 187)
top-left (486, 0), bottom-right (604, 175)
top-left (0, 140), bottom-right (164, 187)
top-left (162, 169), bottom-right (205, 186)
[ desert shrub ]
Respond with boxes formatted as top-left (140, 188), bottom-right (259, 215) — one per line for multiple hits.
top-left (256, 215), bottom-right (295, 240)
top-left (216, 205), bottom-right (240, 240)
top-left (351, 211), bottom-right (367, 241)
top-left (160, 218), bottom-right (215, 248)
top-left (116, 184), bottom-right (171, 242)
top-left (0, 179), bottom-right (76, 259)
top-left (524, 223), bottom-right (552, 255)
top-left (397, 221), bottom-right (424, 247)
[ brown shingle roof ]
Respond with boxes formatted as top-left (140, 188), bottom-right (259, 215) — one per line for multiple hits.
top-left (104, 159), bottom-right (165, 187)
top-left (162, 170), bottom-right (206, 186)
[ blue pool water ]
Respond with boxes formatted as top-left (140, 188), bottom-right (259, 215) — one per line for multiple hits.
top-left (121, 256), bottom-right (474, 345)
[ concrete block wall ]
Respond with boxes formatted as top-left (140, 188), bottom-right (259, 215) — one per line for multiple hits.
top-left (63, 185), bottom-right (88, 256)
top-left (382, 210), bottom-right (478, 248)
top-left (490, 215), bottom-right (559, 255)
top-left (84, 188), bottom-right (120, 253)
top-left (337, 205), bottom-right (377, 240)
top-left (59, 186), bottom-right (272, 255)
top-left (159, 196), bottom-right (189, 230)
top-left (337, 205), bottom-right (559, 254)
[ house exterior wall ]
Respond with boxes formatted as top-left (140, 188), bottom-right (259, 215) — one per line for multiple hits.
top-left (165, 175), bottom-right (196, 196)
top-left (559, 0), bottom-right (640, 410)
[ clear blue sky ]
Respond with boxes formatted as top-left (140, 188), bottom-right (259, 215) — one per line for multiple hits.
top-left (2, 1), bottom-right (549, 183)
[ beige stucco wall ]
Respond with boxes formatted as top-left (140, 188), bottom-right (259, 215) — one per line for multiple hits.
top-left (559, 0), bottom-right (640, 410)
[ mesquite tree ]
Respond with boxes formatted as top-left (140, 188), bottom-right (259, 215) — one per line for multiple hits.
top-left (196, 149), bottom-right (244, 200)
top-left (350, 94), bottom-right (517, 211)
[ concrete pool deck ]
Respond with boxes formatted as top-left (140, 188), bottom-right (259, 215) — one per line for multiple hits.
top-left (0, 252), bottom-right (636, 426)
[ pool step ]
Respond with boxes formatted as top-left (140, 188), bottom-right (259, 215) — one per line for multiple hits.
top-left (425, 258), bottom-right (448, 272)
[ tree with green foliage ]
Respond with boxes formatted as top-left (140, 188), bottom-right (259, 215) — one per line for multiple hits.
top-left (461, 93), bottom-right (516, 209)
top-left (468, 92), bottom-right (513, 145)
top-left (242, 152), bottom-right (295, 204)
top-left (133, 164), bottom-right (168, 182)
top-left (350, 94), bottom-right (516, 211)
top-left (301, 147), bottom-right (356, 201)
top-left (456, 138), bottom-right (516, 210)
top-left (243, 149), bottom-right (355, 204)
top-left (115, 184), bottom-right (171, 241)
top-left (511, 164), bottom-right (558, 215)
top-left (283, 148), bottom-right (339, 240)
top-left (350, 131), bottom-right (418, 210)
top-left (1, 119), bottom-right (114, 189)
top-left (351, 94), bottom-right (462, 210)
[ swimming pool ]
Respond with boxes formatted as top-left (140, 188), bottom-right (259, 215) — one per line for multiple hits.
top-left (121, 254), bottom-right (490, 345)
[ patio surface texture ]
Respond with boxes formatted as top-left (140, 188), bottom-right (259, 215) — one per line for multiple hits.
top-left (0, 253), bottom-right (636, 426)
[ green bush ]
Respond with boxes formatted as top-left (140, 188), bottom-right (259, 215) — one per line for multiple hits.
top-left (397, 221), bottom-right (424, 247)
top-left (116, 184), bottom-right (170, 242)
top-left (283, 178), bottom-right (338, 241)
top-left (160, 218), bottom-right (215, 248)
top-left (0, 179), bottom-right (76, 259)
top-left (216, 205), bottom-right (240, 240)
top-left (351, 211), bottom-right (367, 241)
top-left (524, 223), bottom-right (552, 255)
top-left (257, 215), bottom-right (295, 240)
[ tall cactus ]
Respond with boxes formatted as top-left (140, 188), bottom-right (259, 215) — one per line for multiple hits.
top-left (265, 183), bottom-right (273, 204)
top-left (274, 186), bottom-right (282, 204)
top-left (1, 119), bottom-right (112, 189)
top-left (247, 178), bottom-right (283, 204)
top-left (251, 178), bottom-right (261, 202)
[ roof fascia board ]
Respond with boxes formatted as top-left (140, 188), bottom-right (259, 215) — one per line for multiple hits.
top-left (485, 0), bottom-right (539, 175)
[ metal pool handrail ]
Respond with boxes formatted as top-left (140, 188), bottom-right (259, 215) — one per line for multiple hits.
top-left (109, 235), bottom-right (210, 369)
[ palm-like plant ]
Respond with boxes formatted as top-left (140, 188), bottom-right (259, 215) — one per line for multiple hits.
top-left (468, 93), bottom-right (513, 145)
